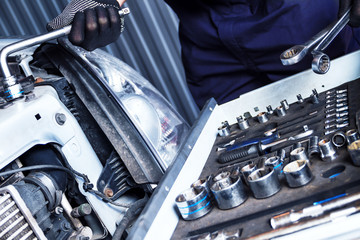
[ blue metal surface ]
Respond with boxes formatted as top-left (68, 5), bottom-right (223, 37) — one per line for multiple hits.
top-left (0, 0), bottom-right (199, 123)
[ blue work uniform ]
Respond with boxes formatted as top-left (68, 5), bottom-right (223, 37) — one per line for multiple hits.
top-left (165, 0), bottom-right (360, 108)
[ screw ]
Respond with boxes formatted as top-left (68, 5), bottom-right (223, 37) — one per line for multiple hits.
top-left (55, 113), bottom-right (66, 125)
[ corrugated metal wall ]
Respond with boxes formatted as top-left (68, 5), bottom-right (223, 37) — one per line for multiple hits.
top-left (0, 0), bottom-right (199, 123)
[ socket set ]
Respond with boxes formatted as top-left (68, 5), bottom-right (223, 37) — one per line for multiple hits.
top-left (172, 78), bottom-right (360, 239)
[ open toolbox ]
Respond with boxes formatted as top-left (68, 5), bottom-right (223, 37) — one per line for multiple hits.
top-left (172, 79), bottom-right (360, 239)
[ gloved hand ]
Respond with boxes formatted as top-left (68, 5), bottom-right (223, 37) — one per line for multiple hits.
top-left (47, 0), bottom-right (124, 51)
top-left (339, 0), bottom-right (360, 27)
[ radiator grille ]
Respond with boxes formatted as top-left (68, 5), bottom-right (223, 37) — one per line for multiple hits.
top-left (0, 193), bottom-right (37, 240)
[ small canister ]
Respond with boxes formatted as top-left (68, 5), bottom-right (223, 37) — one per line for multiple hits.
top-left (211, 175), bottom-right (247, 210)
top-left (283, 160), bottom-right (313, 187)
top-left (175, 186), bottom-right (213, 221)
top-left (248, 167), bottom-right (281, 199)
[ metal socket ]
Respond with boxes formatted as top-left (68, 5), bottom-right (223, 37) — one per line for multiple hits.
top-left (257, 112), bottom-right (269, 123)
top-left (175, 186), bottom-right (213, 220)
top-left (240, 162), bottom-right (257, 185)
top-left (265, 156), bottom-right (283, 177)
top-left (332, 131), bottom-right (346, 148)
top-left (308, 136), bottom-right (320, 156)
top-left (318, 139), bottom-right (338, 161)
top-left (191, 176), bottom-right (213, 200)
top-left (281, 100), bottom-right (289, 110)
top-left (290, 147), bottom-right (309, 164)
top-left (237, 116), bottom-right (249, 130)
top-left (213, 171), bottom-right (231, 182)
top-left (283, 160), bottom-right (313, 187)
top-left (218, 124), bottom-right (230, 137)
top-left (276, 106), bottom-right (286, 117)
top-left (266, 105), bottom-right (274, 114)
top-left (248, 168), bottom-right (281, 199)
top-left (211, 176), bottom-right (247, 209)
top-left (348, 140), bottom-right (360, 166)
top-left (345, 129), bottom-right (360, 145)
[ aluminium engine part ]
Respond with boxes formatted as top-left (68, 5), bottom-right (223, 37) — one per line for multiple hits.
top-left (257, 112), bottom-right (269, 123)
top-left (0, 185), bottom-right (47, 240)
top-left (210, 175), bottom-right (247, 210)
top-left (331, 131), bottom-right (346, 148)
top-left (283, 160), bottom-right (313, 188)
top-left (290, 147), bottom-right (310, 164)
top-left (348, 140), bottom-right (360, 166)
top-left (240, 162), bottom-right (257, 185)
top-left (247, 167), bottom-right (281, 199)
top-left (275, 105), bottom-right (286, 117)
top-left (318, 139), bottom-right (338, 161)
top-left (280, 99), bottom-right (289, 110)
top-left (175, 186), bottom-right (213, 221)
top-left (308, 136), bottom-right (320, 156)
top-left (237, 116), bottom-right (249, 130)
top-left (345, 129), bottom-right (360, 145)
top-left (265, 156), bottom-right (283, 177)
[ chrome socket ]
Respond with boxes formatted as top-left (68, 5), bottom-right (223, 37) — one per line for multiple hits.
top-left (237, 116), bottom-right (250, 130)
top-left (348, 140), bottom-right (360, 166)
top-left (240, 162), bottom-right (257, 185)
top-left (175, 186), bottom-right (213, 220)
top-left (331, 131), bottom-right (346, 148)
top-left (276, 106), bottom-right (286, 117)
top-left (257, 112), bottom-right (269, 123)
top-left (218, 121), bottom-right (230, 137)
top-left (318, 138), bottom-right (338, 161)
top-left (310, 94), bottom-right (319, 104)
top-left (265, 156), bottom-right (283, 177)
top-left (345, 129), bottom-right (360, 145)
top-left (211, 176), bottom-right (247, 209)
top-left (266, 105), bottom-right (274, 115)
top-left (308, 136), bottom-right (320, 156)
top-left (280, 99), bottom-right (289, 110)
top-left (290, 147), bottom-right (309, 164)
top-left (283, 160), bottom-right (312, 187)
top-left (248, 168), bottom-right (281, 199)
top-left (191, 176), bottom-right (213, 201)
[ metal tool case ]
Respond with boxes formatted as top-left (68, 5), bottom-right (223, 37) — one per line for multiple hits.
top-left (129, 50), bottom-right (360, 239)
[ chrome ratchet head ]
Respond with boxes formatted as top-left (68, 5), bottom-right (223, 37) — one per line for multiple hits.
top-left (311, 51), bottom-right (330, 74)
top-left (280, 45), bottom-right (308, 65)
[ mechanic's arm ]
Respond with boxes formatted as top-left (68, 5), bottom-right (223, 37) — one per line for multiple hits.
top-left (339, 0), bottom-right (360, 26)
top-left (47, 0), bottom-right (126, 51)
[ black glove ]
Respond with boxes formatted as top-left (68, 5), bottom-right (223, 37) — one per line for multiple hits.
top-left (47, 0), bottom-right (124, 51)
top-left (339, 0), bottom-right (360, 27)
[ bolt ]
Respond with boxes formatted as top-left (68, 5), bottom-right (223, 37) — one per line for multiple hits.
top-left (55, 113), bottom-right (66, 125)
top-left (104, 188), bottom-right (114, 198)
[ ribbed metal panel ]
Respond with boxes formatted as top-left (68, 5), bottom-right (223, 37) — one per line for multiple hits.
top-left (0, 0), bottom-right (199, 123)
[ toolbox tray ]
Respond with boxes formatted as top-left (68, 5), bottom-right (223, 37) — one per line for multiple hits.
top-left (172, 79), bottom-right (360, 239)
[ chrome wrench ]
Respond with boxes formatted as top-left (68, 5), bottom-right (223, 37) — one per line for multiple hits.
top-left (280, 7), bottom-right (351, 74)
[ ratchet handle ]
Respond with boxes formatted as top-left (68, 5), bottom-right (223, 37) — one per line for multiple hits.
top-left (218, 145), bottom-right (259, 164)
